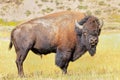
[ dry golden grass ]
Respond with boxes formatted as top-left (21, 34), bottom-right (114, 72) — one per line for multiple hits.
top-left (0, 30), bottom-right (120, 80)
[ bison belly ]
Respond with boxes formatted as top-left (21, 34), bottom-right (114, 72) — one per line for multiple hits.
top-left (31, 29), bottom-right (57, 55)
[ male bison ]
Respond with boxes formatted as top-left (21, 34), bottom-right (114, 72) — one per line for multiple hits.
top-left (9, 11), bottom-right (103, 77)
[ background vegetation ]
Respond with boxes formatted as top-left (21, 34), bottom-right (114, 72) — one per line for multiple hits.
top-left (0, 0), bottom-right (119, 28)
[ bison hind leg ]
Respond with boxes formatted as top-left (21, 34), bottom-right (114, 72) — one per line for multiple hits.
top-left (14, 42), bottom-right (33, 77)
top-left (15, 48), bottom-right (29, 77)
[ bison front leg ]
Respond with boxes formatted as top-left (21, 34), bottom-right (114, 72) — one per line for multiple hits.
top-left (55, 48), bottom-right (71, 74)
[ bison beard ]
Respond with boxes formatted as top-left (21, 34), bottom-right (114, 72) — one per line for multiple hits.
top-left (9, 11), bottom-right (103, 77)
top-left (88, 46), bottom-right (96, 56)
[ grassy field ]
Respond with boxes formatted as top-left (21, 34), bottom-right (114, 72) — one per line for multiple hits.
top-left (0, 30), bottom-right (120, 80)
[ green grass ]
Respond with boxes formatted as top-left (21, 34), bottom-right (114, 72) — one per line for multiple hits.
top-left (0, 19), bottom-right (20, 26)
top-left (0, 31), bottom-right (120, 80)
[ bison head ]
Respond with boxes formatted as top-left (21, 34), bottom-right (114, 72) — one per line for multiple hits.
top-left (75, 16), bottom-right (103, 56)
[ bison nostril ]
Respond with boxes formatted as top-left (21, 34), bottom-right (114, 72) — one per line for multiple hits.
top-left (90, 39), bottom-right (94, 43)
top-left (95, 39), bottom-right (98, 43)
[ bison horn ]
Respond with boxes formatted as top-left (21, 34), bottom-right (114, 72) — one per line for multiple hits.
top-left (75, 20), bottom-right (83, 29)
top-left (99, 19), bottom-right (103, 29)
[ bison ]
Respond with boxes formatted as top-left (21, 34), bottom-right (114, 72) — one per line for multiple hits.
top-left (9, 11), bottom-right (103, 77)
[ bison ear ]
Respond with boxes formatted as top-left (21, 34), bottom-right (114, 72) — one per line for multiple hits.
top-left (75, 20), bottom-right (83, 29)
top-left (98, 19), bottom-right (103, 36)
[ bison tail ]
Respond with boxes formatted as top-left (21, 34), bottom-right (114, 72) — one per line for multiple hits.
top-left (9, 32), bottom-right (13, 50)
top-left (9, 40), bottom-right (13, 50)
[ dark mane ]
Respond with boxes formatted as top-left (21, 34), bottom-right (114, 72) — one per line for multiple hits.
top-left (78, 16), bottom-right (91, 25)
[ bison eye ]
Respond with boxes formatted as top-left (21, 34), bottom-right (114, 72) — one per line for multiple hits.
top-left (83, 31), bottom-right (87, 36)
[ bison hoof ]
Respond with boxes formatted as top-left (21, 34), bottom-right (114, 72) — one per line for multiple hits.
top-left (62, 69), bottom-right (67, 74)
